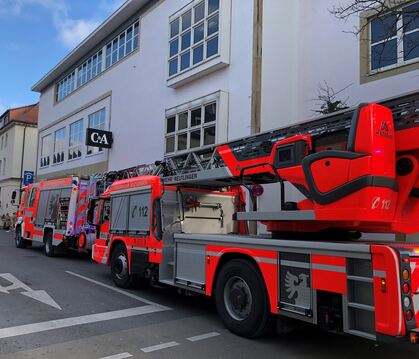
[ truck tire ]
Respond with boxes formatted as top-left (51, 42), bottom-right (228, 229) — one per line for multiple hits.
top-left (15, 226), bottom-right (26, 249)
top-left (215, 259), bottom-right (273, 338)
top-left (44, 232), bottom-right (56, 257)
top-left (110, 243), bottom-right (134, 288)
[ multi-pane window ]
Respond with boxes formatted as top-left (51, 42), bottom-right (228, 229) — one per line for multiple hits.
top-left (56, 71), bottom-right (76, 102)
top-left (77, 50), bottom-right (103, 87)
top-left (40, 134), bottom-right (52, 168)
top-left (370, 1), bottom-right (419, 71)
top-left (169, 0), bottom-right (220, 77)
top-left (53, 128), bottom-right (66, 164)
top-left (87, 108), bottom-right (106, 155)
top-left (55, 19), bottom-right (139, 102)
top-left (68, 119), bottom-right (83, 160)
top-left (165, 102), bottom-right (217, 154)
top-left (106, 21), bottom-right (139, 69)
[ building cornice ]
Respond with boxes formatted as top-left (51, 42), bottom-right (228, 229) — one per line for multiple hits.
top-left (31, 0), bottom-right (154, 93)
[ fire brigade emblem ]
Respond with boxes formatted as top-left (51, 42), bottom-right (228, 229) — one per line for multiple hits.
top-left (285, 271), bottom-right (310, 308)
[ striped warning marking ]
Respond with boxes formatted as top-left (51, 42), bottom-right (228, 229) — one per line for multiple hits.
top-left (186, 331), bottom-right (221, 342)
top-left (141, 341), bottom-right (180, 353)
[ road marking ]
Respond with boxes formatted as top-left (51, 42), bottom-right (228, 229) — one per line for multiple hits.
top-left (0, 273), bottom-right (61, 310)
top-left (0, 305), bottom-right (166, 339)
top-left (100, 353), bottom-right (133, 359)
top-left (186, 331), bottom-right (221, 342)
top-left (65, 271), bottom-right (170, 310)
top-left (141, 341), bottom-right (180, 353)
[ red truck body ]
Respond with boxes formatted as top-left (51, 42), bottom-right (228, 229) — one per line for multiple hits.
top-left (16, 176), bottom-right (97, 255)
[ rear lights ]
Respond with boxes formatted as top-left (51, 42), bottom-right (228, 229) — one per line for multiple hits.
top-left (410, 330), bottom-right (419, 344)
top-left (403, 283), bottom-right (410, 294)
top-left (403, 269), bottom-right (410, 281)
top-left (380, 278), bottom-right (387, 293)
top-left (404, 296), bottom-right (411, 308)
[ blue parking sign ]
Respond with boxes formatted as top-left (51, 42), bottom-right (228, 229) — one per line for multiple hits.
top-left (23, 171), bottom-right (34, 186)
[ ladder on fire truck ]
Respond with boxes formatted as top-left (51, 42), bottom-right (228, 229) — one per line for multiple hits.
top-left (100, 90), bottom-right (419, 189)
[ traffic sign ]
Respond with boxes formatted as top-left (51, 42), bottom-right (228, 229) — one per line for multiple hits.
top-left (23, 171), bottom-right (34, 186)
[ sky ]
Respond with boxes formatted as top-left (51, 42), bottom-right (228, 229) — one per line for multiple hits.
top-left (0, 0), bottom-right (126, 114)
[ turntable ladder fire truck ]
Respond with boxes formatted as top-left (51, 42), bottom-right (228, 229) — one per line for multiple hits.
top-left (93, 91), bottom-right (419, 342)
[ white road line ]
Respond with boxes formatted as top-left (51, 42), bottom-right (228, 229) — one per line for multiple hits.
top-left (100, 353), bottom-right (133, 359)
top-left (65, 271), bottom-right (170, 310)
top-left (0, 305), bottom-right (166, 340)
top-left (186, 331), bottom-right (221, 342)
top-left (141, 341), bottom-right (180, 353)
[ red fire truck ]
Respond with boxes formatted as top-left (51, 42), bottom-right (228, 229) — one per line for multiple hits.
top-left (92, 92), bottom-right (419, 342)
top-left (15, 176), bottom-right (98, 256)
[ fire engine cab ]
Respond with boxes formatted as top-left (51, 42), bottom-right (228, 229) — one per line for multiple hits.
top-left (92, 93), bottom-right (419, 342)
top-left (15, 176), bottom-right (98, 256)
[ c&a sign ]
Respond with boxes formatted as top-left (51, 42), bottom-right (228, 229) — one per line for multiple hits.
top-left (85, 128), bottom-right (113, 149)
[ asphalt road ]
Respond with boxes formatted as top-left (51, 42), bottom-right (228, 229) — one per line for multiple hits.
top-left (0, 231), bottom-right (419, 359)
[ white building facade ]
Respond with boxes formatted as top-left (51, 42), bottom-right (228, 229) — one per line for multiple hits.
top-left (33, 0), bottom-right (254, 180)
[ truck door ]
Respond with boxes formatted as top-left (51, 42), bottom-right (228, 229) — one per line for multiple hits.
top-left (22, 186), bottom-right (37, 240)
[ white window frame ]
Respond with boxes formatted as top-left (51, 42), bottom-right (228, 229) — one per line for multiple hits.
top-left (55, 19), bottom-right (140, 103)
top-left (53, 127), bottom-right (66, 165)
top-left (40, 134), bottom-right (52, 168)
top-left (56, 71), bottom-right (76, 102)
top-left (105, 21), bottom-right (140, 70)
top-left (68, 119), bottom-right (84, 161)
top-left (167, 0), bottom-right (231, 88)
top-left (77, 49), bottom-right (103, 88)
top-left (369, 1), bottom-right (419, 73)
top-left (164, 91), bottom-right (228, 155)
top-left (87, 108), bottom-right (106, 156)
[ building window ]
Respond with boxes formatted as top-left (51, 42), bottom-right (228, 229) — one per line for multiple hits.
top-left (77, 49), bottom-right (103, 88)
top-left (169, 0), bottom-right (220, 77)
top-left (5, 133), bottom-right (7, 148)
top-left (53, 127), bottom-right (66, 164)
top-left (2, 158), bottom-right (5, 176)
top-left (0, 136), bottom-right (3, 150)
top-left (369, 1), bottom-right (419, 71)
top-left (56, 71), bottom-right (76, 102)
top-left (105, 21), bottom-right (139, 69)
top-left (87, 108), bottom-right (106, 155)
top-left (40, 134), bottom-right (52, 168)
top-left (69, 119), bottom-right (83, 160)
top-left (165, 101), bottom-right (217, 154)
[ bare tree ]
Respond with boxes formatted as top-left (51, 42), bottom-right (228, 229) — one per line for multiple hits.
top-left (330, 1), bottom-right (419, 66)
top-left (312, 81), bottom-right (352, 115)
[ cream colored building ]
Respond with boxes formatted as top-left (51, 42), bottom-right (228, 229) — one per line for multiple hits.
top-left (0, 104), bottom-right (38, 218)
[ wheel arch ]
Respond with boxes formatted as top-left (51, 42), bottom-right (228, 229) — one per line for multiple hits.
top-left (43, 227), bottom-right (54, 242)
top-left (108, 239), bottom-right (129, 266)
top-left (208, 250), bottom-right (278, 314)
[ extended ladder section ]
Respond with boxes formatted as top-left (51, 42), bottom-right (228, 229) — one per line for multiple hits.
top-left (99, 91), bottom-right (419, 234)
top-left (102, 91), bottom-right (419, 187)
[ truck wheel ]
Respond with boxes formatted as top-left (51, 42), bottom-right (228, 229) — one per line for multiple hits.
top-left (15, 226), bottom-right (26, 248)
top-left (215, 259), bottom-right (273, 338)
top-left (110, 244), bottom-right (133, 288)
top-left (44, 232), bottom-right (56, 257)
